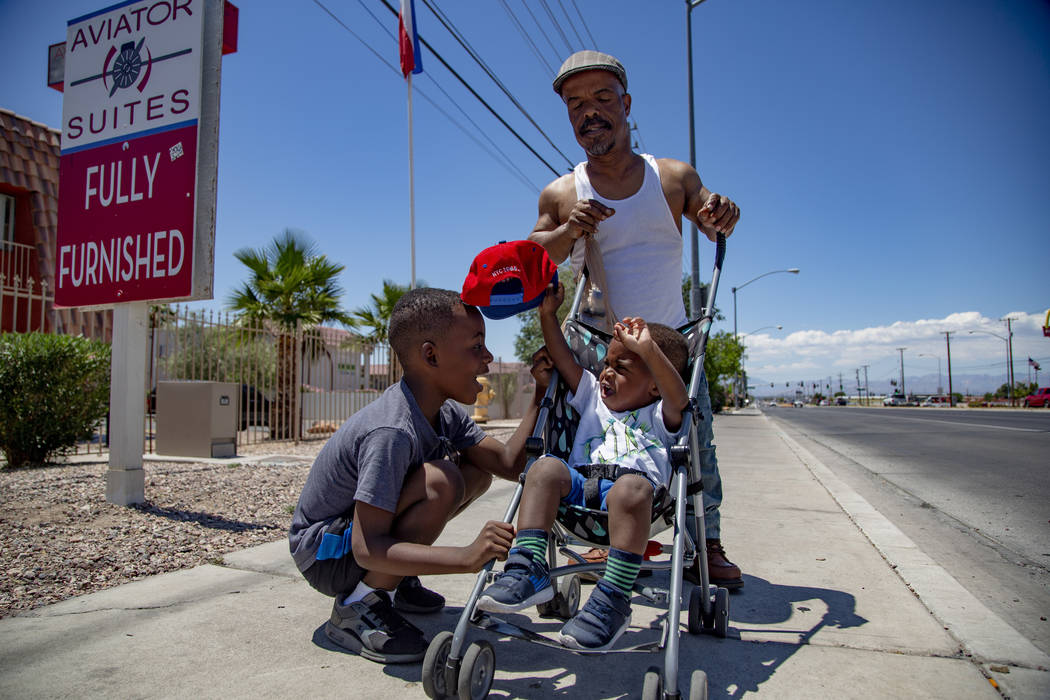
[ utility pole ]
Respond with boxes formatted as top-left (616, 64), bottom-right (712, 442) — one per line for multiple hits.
top-left (855, 369), bottom-right (861, 403)
top-left (838, 372), bottom-right (844, 395)
top-left (1004, 317), bottom-right (1015, 406)
top-left (897, 348), bottom-right (907, 397)
top-left (862, 364), bottom-right (870, 406)
top-left (945, 331), bottom-right (954, 407)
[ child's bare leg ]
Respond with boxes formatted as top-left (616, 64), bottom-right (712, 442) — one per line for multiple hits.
top-left (362, 459), bottom-right (463, 590)
top-left (517, 456), bottom-right (572, 531)
top-left (451, 460), bottom-right (493, 517)
top-left (605, 475), bottom-right (654, 556)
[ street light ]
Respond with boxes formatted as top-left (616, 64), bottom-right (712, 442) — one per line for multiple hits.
top-left (732, 269), bottom-right (800, 340)
top-left (742, 324), bottom-right (783, 337)
top-left (730, 269), bottom-right (799, 408)
top-left (736, 325), bottom-right (781, 404)
top-left (918, 353), bottom-right (943, 394)
top-left (968, 328), bottom-right (1014, 404)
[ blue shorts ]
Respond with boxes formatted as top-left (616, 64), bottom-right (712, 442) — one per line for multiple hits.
top-left (547, 455), bottom-right (659, 512)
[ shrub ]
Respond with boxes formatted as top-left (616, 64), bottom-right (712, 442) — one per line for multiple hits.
top-left (0, 333), bottom-right (111, 468)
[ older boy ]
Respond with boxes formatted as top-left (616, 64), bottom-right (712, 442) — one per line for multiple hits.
top-left (477, 280), bottom-right (689, 650)
top-left (289, 288), bottom-right (550, 663)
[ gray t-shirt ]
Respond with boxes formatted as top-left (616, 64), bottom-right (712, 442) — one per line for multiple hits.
top-left (288, 380), bottom-right (486, 571)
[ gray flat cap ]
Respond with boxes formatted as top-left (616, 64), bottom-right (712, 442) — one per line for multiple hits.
top-left (552, 50), bottom-right (627, 94)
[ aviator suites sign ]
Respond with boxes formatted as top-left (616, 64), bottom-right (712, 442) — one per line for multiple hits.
top-left (56, 0), bottom-right (208, 307)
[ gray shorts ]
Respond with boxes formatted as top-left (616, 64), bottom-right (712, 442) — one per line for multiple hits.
top-left (301, 517), bottom-right (367, 597)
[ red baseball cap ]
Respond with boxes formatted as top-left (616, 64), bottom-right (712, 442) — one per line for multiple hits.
top-left (461, 240), bottom-right (558, 320)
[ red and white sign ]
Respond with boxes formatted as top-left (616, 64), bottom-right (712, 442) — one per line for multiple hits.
top-left (57, 0), bottom-right (206, 307)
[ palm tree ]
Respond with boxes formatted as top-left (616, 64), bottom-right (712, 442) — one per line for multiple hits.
top-left (227, 230), bottom-right (350, 439)
top-left (345, 279), bottom-right (423, 388)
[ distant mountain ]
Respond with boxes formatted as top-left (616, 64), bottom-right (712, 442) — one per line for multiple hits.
top-left (748, 373), bottom-right (1024, 397)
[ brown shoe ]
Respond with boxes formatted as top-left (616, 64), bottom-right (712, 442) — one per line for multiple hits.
top-left (579, 547), bottom-right (653, 579)
top-left (684, 539), bottom-right (744, 589)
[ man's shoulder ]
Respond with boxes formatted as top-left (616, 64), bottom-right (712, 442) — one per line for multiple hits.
top-left (652, 156), bottom-right (692, 180)
top-left (540, 171), bottom-right (577, 200)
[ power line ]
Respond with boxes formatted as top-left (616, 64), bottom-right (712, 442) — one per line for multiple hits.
top-left (498, 0), bottom-right (555, 75)
top-left (556, 0), bottom-right (586, 49)
top-left (310, 0), bottom-right (540, 192)
top-left (538, 0), bottom-right (576, 54)
top-left (421, 0), bottom-right (575, 170)
top-left (568, 0), bottom-right (598, 47)
top-left (520, 0), bottom-right (564, 62)
top-left (377, 0), bottom-right (563, 176)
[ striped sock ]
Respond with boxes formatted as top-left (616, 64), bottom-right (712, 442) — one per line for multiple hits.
top-left (513, 529), bottom-right (548, 562)
top-left (602, 548), bottom-right (642, 596)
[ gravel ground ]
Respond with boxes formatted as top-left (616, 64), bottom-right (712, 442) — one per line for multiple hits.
top-left (0, 439), bottom-right (323, 619)
top-left (0, 423), bottom-right (518, 619)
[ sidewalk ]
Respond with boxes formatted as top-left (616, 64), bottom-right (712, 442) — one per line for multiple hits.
top-left (1, 411), bottom-right (1047, 699)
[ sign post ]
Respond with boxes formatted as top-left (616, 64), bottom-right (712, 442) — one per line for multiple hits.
top-left (56, 0), bottom-right (227, 504)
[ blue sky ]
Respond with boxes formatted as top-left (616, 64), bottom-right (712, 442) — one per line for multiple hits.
top-left (2, 0), bottom-right (1048, 393)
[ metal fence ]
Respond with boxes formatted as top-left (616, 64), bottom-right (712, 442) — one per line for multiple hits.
top-left (149, 306), bottom-right (398, 451)
top-left (2, 289), bottom-right (396, 458)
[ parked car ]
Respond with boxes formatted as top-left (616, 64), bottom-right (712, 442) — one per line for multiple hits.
top-left (792, 400), bottom-right (804, 407)
top-left (920, 395), bottom-right (951, 407)
top-left (1023, 387), bottom-right (1050, 408)
top-left (883, 394), bottom-right (905, 406)
top-left (835, 396), bottom-right (848, 406)
top-left (766, 401), bottom-right (777, 407)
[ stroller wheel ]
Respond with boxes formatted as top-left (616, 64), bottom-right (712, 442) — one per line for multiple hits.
top-left (457, 640), bottom-right (495, 700)
top-left (558, 574), bottom-right (581, 618)
top-left (537, 574), bottom-right (581, 620)
top-left (422, 631), bottom-right (454, 699)
top-left (641, 666), bottom-right (662, 700)
top-left (689, 669), bottom-right (709, 700)
top-left (688, 585), bottom-right (703, 635)
top-left (713, 587), bottom-right (730, 638)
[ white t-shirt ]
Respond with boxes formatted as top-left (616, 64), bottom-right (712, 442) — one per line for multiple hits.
top-left (567, 371), bottom-right (686, 488)
top-left (571, 153), bottom-right (688, 328)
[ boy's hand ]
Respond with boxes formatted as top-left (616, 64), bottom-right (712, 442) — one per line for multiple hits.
top-left (613, 317), bottom-right (654, 356)
top-left (539, 280), bottom-right (564, 317)
top-left (464, 520), bottom-right (515, 570)
top-left (530, 346), bottom-right (554, 394)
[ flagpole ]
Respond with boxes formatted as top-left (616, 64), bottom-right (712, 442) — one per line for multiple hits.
top-left (407, 72), bottom-right (416, 290)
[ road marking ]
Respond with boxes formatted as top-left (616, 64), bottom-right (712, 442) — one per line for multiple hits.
top-left (771, 420), bottom-right (1050, 670)
top-left (862, 413), bottom-right (1042, 433)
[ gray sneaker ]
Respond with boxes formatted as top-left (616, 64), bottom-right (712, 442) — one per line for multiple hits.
top-left (324, 590), bottom-right (426, 663)
top-left (558, 581), bottom-right (632, 650)
top-left (476, 547), bottom-right (553, 613)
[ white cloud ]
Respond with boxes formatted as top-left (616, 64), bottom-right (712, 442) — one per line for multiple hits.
top-left (743, 311), bottom-right (1048, 386)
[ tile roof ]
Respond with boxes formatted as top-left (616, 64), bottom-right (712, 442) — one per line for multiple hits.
top-left (1, 107), bottom-right (110, 339)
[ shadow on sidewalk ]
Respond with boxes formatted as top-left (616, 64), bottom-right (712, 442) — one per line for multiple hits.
top-left (308, 574), bottom-right (867, 698)
top-left (132, 503), bottom-right (279, 532)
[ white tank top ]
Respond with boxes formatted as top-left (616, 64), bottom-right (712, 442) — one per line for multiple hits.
top-left (572, 153), bottom-right (687, 327)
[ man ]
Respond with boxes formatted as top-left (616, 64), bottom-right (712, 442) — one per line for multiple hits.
top-left (528, 50), bottom-right (744, 589)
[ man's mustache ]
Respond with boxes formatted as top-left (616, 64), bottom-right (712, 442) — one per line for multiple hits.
top-left (579, 117), bottom-right (611, 135)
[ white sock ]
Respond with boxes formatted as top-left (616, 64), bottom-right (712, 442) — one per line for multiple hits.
top-left (341, 580), bottom-right (377, 606)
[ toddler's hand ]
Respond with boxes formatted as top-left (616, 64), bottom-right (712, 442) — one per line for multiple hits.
top-left (539, 280), bottom-right (564, 316)
top-left (613, 317), bottom-right (652, 355)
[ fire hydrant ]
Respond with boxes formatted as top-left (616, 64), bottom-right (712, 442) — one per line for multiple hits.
top-left (472, 376), bottom-right (496, 423)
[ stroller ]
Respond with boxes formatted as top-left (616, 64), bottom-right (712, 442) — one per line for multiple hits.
top-left (421, 235), bottom-right (730, 700)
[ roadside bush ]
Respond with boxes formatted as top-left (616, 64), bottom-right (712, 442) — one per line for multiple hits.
top-left (0, 333), bottom-right (111, 468)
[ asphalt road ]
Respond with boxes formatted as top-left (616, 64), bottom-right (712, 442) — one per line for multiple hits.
top-left (759, 404), bottom-right (1050, 656)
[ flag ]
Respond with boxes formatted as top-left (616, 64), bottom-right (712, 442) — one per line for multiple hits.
top-left (1029, 357), bottom-right (1041, 371)
top-left (399, 0), bottom-right (423, 77)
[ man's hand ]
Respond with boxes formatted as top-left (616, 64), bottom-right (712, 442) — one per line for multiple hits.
top-left (697, 192), bottom-right (740, 240)
top-left (539, 280), bottom-right (564, 317)
top-left (613, 317), bottom-right (654, 356)
top-left (464, 520), bottom-right (516, 570)
top-left (566, 199), bottom-right (615, 241)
